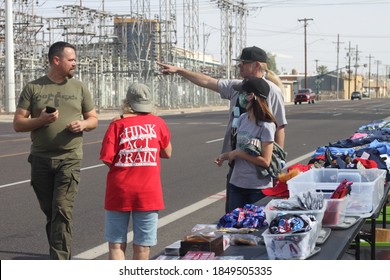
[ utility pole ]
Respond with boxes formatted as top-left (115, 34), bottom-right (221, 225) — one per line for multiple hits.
top-left (354, 45), bottom-right (359, 92)
top-left (333, 34), bottom-right (344, 100)
top-left (346, 41), bottom-right (354, 99)
top-left (202, 22), bottom-right (211, 104)
top-left (298, 18), bottom-right (313, 89)
top-left (375, 60), bottom-right (381, 98)
top-left (227, 25), bottom-right (233, 79)
top-left (367, 55), bottom-right (373, 97)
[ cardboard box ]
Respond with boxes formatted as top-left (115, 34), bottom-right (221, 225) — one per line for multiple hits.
top-left (180, 234), bottom-right (224, 256)
top-left (376, 228), bottom-right (390, 242)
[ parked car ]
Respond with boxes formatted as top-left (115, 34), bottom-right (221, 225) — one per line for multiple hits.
top-left (351, 91), bottom-right (362, 100)
top-left (294, 89), bottom-right (316, 104)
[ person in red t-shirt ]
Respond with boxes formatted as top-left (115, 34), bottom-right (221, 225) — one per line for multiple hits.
top-left (100, 83), bottom-right (172, 260)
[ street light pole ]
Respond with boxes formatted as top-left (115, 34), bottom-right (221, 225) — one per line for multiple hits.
top-left (298, 18), bottom-right (313, 89)
top-left (347, 41), bottom-right (352, 99)
top-left (314, 59), bottom-right (319, 73)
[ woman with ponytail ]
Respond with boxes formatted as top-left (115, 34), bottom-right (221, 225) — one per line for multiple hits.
top-left (214, 77), bottom-right (277, 212)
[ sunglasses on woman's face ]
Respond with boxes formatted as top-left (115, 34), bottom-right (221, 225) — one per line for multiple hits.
top-left (237, 60), bottom-right (254, 67)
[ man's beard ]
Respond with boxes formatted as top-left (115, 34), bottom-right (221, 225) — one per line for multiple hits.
top-left (67, 69), bottom-right (75, 79)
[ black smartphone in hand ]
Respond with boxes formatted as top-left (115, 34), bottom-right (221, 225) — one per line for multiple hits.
top-left (46, 106), bottom-right (57, 113)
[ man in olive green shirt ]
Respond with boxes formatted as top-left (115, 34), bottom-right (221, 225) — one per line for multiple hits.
top-left (13, 41), bottom-right (98, 260)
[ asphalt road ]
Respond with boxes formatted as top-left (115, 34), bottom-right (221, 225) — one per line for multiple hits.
top-left (0, 98), bottom-right (389, 260)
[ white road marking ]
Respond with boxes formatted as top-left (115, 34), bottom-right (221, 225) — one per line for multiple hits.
top-left (206, 138), bottom-right (224, 143)
top-left (0, 164), bottom-right (105, 189)
top-left (284, 151), bottom-right (315, 168)
top-left (0, 180), bottom-right (30, 188)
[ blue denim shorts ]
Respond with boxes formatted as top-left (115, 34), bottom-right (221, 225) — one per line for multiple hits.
top-left (104, 210), bottom-right (158, 246)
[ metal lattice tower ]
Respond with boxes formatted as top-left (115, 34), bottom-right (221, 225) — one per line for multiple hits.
top-left (234, 1), bottom-right (247, 60)
top-left (215, 0), bottom-right (233, 78)
top-left (183, 0), bottom-right (199, 69)
top-left (211, 0), bottom-right (249, 78)
top-left (1, 0), bottom-right (47, 110)
top-left (129, 0), bottom-right (152, 81)
top-left (183, 0), bottom-right (200, 105)
top-left (159, 0), bottom-right (178, 108)
top-left (159, 0), bottom-right (177, 63)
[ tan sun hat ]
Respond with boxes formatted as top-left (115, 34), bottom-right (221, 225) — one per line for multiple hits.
top-left (126, 83), bottom-right (152, 113)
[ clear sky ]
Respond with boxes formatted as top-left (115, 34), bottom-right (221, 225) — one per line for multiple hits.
top-left (23, 0), bottom-right (390, 76)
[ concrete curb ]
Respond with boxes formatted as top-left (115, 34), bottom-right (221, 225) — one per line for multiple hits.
top-left (0, 106), bottom-right (231, 122)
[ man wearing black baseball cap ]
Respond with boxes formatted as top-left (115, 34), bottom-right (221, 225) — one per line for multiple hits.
top-left (158, 46), bottom-right (287, 212)
top-left (158, 46), bottom-right (286, 150)
top-left (232, 46), bottom-right (268, 63)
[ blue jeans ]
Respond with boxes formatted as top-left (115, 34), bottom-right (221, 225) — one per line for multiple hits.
top-left (227, 183), bottom-right (265, 213)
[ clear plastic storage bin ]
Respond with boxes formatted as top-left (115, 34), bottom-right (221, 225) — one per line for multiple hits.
top-left (264, 198), bottom-right (326, 236)
top-left (262, 222), bottom-right (318, 260)
top-left (322, 196), bottom-right (348, 226)
top-left (288, 168), bottom-right (386, 217)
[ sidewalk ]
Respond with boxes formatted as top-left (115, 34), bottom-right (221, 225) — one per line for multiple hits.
top-left (97, 105), bottom-right (229, 120)
top-left (0, 105), bottom-right (230, 122)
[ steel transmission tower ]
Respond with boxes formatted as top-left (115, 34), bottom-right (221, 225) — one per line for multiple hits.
top-left (1, 0), bottom-right (47, 112)
top-left (159, 0), bottom-right (177, 63)
top-left (159, 0), bottom-right (178, 108)
top-left (183, 0), bottom-right (199, 67)
top-left (129, 0), bottom-right (152, 81)
top-left (213, 0), bottom-right (247, 79)
top-left (183, 0), bottom-right (199, 106)
top-left (215, 0), bottom-right (233, 78)
top-left (234, 1), bottom-right (247, 61)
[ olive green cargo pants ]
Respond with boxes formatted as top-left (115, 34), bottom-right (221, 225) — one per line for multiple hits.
top-left (28, 155), bottom-right (81, 260)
